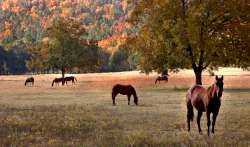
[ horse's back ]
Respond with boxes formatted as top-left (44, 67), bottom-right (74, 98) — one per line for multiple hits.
top-left (112, 84), bottom-right (134, 95)
top-left (187, 85), bottom-right (207, 111)
top-left (26, 77), bottom-right (34, 82)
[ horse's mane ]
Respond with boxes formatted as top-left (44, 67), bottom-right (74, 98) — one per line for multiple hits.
top-left (207, 83), bottom-right (219, 99)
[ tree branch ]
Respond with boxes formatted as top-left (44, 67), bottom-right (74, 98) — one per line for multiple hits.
top-left (202, 62), bottom-right (210, 70)
top-left (208, 15), bottom-right (232, 35)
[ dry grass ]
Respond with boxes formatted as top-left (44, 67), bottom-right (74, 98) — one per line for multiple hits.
top-left (0, 68), bottom-right (250, 146)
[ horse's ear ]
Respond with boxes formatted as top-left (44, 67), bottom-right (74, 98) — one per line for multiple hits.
top-left (221, 75), bottom-right (224, 80)
top-left (216, 75), bottom-right (218, 80)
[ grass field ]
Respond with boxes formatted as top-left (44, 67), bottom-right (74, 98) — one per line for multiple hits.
top-left (0, 68), bottom-right (250, 146)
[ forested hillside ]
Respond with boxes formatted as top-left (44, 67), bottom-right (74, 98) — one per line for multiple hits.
top-left (0, 0), bottom-right (137, 74)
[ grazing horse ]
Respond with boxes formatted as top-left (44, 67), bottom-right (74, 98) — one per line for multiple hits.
top-left (52, 77), bottom-right (64, 87)
top-left (155, 75), bottom-right (169, 84)
top-left (112, 84), bottom-right (138, 106)
top-left (25, 77), bottom-right (34, 86)
top-left (64, 76), bottom-right (77, 85)
top-left (186, 75), bottom-right (224, 136)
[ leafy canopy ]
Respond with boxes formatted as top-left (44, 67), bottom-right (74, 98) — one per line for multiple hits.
top-left (126, 0), bottom-right (250, 84)
top-left (27, 17), bottom-right (102, 75)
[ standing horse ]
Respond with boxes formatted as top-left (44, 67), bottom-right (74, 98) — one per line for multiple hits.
top-left (64, 76), bottom-right (77, 85)
top-left (25, 77), bottom-right (34, 86)
top-left (155, 75), bottom-right (169, 84)
top-left (52, 77), bottom-right (64, 87)
top-left (112, 84), bottom-right (138, 106)
top-left (186, 75), bottom-right (224, 136)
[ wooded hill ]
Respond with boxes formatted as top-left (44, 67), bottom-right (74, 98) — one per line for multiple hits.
top-left (0, 0), bottom-right (137, 74)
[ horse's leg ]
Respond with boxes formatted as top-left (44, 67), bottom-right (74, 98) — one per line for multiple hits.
top-left (197, 110), bottom-right (203, 133)
top-left (212, 111), bottom-right (218, 134)
top-left (206, 111), bottom-right (211, 136)
top-left (112, 92), bottom-right (117, 106)
top-left (187, 100), bottom-right (193, 131)
top-left (127, 94), bottom-right (131, 105)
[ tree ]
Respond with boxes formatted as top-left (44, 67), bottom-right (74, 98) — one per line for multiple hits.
top-left (109, 47), bottom-right (130, 72)
top-left (127, 0), bottom-right (250, 84)
top-left (27, 17), bottom-right (101, 83)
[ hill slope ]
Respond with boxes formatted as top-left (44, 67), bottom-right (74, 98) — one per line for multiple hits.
top-left (0, 0), bottom-right (134, 52)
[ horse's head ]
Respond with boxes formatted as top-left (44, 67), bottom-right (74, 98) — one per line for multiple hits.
top-left (215, 75), bottom-right (224, 98)
top-left (134, 94), bottom-right (138, 105)
top-left (134, 98), bottom-right (138, 105)
top-left (52, 79), bottom-right (55, 87)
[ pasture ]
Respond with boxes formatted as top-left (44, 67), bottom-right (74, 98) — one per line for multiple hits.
top-left (0, 69), bottom-right (250, 146)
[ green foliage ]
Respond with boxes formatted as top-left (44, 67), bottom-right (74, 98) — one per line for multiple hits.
top-left (128, 52), bottom-right (140, 70)
top-left (0, 46), bottom-right (29, 74)
top-left (109, 47), bottom-right (130, 72)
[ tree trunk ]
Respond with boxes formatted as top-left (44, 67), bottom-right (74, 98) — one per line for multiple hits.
top-left (193, 64), bottom-right (203, 85)
top-left (61, 67), bottom-right (65, 85)
top-left (194, 70), bottom-right (202, 85)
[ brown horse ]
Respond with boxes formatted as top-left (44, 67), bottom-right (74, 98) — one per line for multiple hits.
top-left (25, 77), bottom-right (34, 86)
top-left (155, 75), bottom-right (169, 84)
top-left (64, 76), bottom-right (77, 85)
top-left (112, 84), bottom-right (138, 106)
top-left (52, 77), bottom-right (64, 87)
top-left (186, 75), bottom-right (224, 136)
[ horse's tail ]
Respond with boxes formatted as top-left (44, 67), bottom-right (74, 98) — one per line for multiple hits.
top-left (187, 101), bottom-right (194, 121)
top-left (186, 90), bottom-right (194, 121)
top-left (24, 81), bottom-right (27, 86)
top-left (132, 87), bottom-right (138, 105)
top-left (74, 77), bottom-right (77, 82)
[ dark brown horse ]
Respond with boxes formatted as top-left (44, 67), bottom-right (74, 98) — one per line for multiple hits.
top-left (52, 77), bottom-right (64, 87)
top-left (155, 75), bottom-right (169, 84)
top-left (25, 77), bottom-right (34, 86)
top-left (64, 76), bottom-right (77, 85)
top-left (112, 84), bottom-right (138, 106)
top-left (186, 75), bottom-right (224, 136)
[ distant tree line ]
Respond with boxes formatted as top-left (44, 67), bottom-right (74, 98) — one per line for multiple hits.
top-left (0, 45), bottom-right (29, 75)
top-left (0, 46), bottom-right (139, 75)
top-left (0, 45), bottom-right (139, 75)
